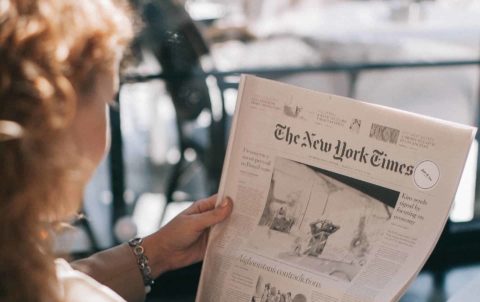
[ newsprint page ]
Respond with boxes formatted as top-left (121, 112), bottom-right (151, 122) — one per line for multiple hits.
top-left (197, 75), bottom-right (476, 302)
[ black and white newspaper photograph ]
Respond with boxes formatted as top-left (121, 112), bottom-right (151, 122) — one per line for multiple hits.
top-left (248, 157), bottom-right (399, 282)
top-left (251, 274), bottom-right (307, 302)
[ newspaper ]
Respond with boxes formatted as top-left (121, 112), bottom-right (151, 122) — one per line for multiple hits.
top-left (196, 75), bottom-right (476, 302)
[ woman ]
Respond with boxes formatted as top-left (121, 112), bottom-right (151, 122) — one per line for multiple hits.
top-left (0, 0), bottom-right (233, 301)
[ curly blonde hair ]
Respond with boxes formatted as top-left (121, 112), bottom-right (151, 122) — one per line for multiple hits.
top-left (0, 0), bottom-right (133, 301)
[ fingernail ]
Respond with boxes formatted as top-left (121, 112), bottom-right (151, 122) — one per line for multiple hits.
top-left (220, 197), bottom-right (231, 208)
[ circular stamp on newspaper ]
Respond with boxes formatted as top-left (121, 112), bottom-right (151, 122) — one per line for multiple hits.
top-left (413, 160), bottom-right (440, 190)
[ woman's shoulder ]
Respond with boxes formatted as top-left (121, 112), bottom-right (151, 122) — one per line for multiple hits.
top-left (55, 258), bottom-right (126, 302)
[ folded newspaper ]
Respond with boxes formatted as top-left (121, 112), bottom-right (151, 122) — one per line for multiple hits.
top-left (197, 75), bottom-right (476, 302)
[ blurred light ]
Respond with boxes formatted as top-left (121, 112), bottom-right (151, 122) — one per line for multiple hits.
top-left (196, 109), bottom-right (212, 128)
top-left (206, 75), bottom-right (223, 122)
top-left (185, 0), bottom-right (226, 21)
top-left (124, 189), bottom-right (136, 205)
top-left (100, 190), bottom-right (113, 205)
top-left (224, 88), bottom-right (238, 116)
top-left (150, 92), bottom-right (178, 165)
top-left (161, 201), bottom-right (193, 227)
top-left (172, 190), bottom-right (191, 202)
top-left (184, 148), bottom-right (198, 162)
top-left (451, 140), bottom-right (478, 222)
top-left (166, 148), bottom-right (181, 164)
top-left (114, 216), bottom-right (138, 242)
top-left (132, 193), bottom-right (166, 237)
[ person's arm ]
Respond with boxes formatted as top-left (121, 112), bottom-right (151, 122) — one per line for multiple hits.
top-left (71, 243), bottom-right (145, 302)
top-left (71, 195), bottom-right (233, 302)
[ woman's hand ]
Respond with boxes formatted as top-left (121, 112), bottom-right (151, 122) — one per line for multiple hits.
top-left (143, 194), bottom-right (233, 277)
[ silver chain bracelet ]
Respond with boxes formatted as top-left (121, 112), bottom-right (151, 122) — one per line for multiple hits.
top-left (128, 237), bottom-right (155, 293)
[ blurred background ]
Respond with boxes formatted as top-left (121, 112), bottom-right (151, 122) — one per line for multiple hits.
top-left (56, 0), bottom-right (480, 301)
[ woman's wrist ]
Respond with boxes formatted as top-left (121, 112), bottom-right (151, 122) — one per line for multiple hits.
top-left (141, 231), bottom-right (172, 278)
top-left (128, 237), bottom-right (155, 289)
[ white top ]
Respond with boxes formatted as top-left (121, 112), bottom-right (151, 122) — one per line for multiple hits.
top-left (55, 259), bottom-right (126, 302)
